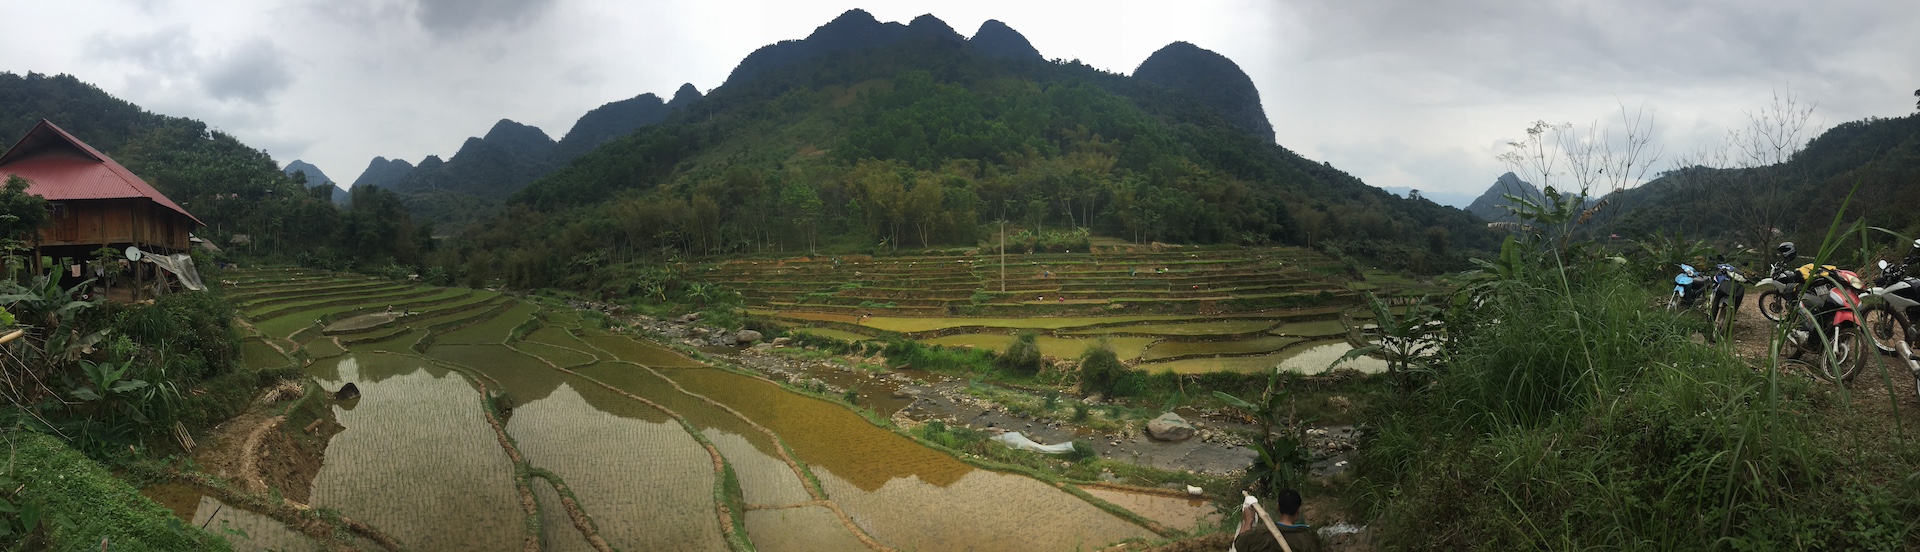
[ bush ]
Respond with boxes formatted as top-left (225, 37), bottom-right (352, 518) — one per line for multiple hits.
top-left (1077, 345), bottom-right (1129, 396)
top-left (996, 333), bottom-right (1045, 375)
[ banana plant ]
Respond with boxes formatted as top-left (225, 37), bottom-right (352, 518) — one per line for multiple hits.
top-left (1214, 367), bottom-right (1314, 493)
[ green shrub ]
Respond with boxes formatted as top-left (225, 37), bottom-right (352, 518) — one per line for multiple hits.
top-left (996, 333), bottom-right (1045, 375)
top-left (883, 339), bottom-right (996, 373)
top-left (1064, 440), bottom-right (1096, 463)
top-left (1077, 345), bottom-right (1129, 396)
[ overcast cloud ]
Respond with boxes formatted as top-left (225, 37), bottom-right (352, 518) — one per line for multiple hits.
top-left (2, 0), bottom-right (1915, 203)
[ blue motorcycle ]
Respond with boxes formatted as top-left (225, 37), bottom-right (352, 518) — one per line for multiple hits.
top-left (1668, 264), bottom-right (1706, 311)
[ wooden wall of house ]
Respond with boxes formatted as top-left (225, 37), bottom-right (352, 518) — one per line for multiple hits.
top-left (40, 199), bottom-right (191, 253)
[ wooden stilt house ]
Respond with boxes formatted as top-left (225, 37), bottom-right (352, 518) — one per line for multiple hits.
top-left (0, 119), bottom-right (205, 297)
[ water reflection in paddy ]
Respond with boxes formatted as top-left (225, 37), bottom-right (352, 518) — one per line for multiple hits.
top-left (305, 355), bottom-right (522, 551)
top-left (659, 366), bottom-right (1156, 551)
top-left (506, 382), bottom-right (728, 552)
top-left (289, 314), bottom-right (1162, 551)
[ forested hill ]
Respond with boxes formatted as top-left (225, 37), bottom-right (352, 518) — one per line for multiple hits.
top-left (1593, 113), bottom-right (1920, 250)
top-left (0, 72), bottom-right (426, 268)
top-left (439, 10), bottom-right (1496, 291)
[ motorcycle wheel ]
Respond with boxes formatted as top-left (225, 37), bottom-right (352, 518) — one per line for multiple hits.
top-left (1862, 303), bottom-right (1911, 355)
top-left (1707, 300), bottom-right (1733, 343)
top-left (1758, 291), bottom-right (1790, 323)
top-left (1810, 325), bottom-right (1867, 383)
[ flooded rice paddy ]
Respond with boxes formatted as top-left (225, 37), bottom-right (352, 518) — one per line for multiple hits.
top-left (213, 270), bottom-right (1187, 551)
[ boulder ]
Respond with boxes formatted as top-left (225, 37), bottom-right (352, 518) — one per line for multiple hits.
top-left (334, 382), bottom-right (361, 401)
top-left (1146, 412), bottom-right (1197, 442)
top-left (736, 329), bottom-right (764, 343)
top-left (771, 337), bottom-right (792, 346)
top-left (676, 312), bottom-right (703, 324)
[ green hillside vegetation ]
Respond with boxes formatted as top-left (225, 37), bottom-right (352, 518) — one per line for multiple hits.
top-left (1600, 113), bottom-right (1920, 255)
top-left (0, 72), bottom-right (428, 270)
top-left (444, 31), bottom-right (1495, 296)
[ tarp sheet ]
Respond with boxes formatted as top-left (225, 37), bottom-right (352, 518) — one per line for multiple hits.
top-left (990, 431), bottom-right (1076, 455)
top-left (145, 253), bottom-right (205, 291)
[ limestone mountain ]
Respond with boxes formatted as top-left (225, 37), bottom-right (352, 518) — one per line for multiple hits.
top-left (467, 10), bottom-right (1496, 288)
top-left (390, 119), bottom-right (556, 199)
top-left (968, 19), bottom-right (1042, 61)
top-left (553, 90), bottom-right (686, 163)
top-left (1464, 173), bottom-right (1544, 222)
top-left (351, 156), bottom-right (415, 190)
top-left (283, 159), bottom-right (334, 187)
top-left (1133, 41), bottom-right (1275, 142)
top-left (666, 84), bottom-right (703, 111)
top-left (722, 9), bottom-right (962, 88)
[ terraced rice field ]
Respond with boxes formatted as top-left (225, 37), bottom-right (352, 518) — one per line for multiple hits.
top-left (717, 247), bottom-right (1434, 377)
top-left (1063, 319), bottom-right (1281, 336)
top-left (921, 334), bottom-right (1158, 362)
top-left (221, 268), bottom-right (1174, 550)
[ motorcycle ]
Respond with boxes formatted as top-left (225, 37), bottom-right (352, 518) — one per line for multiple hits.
top-left (1705, 263), bottom-right (1747, 342)
top-left (1861, 240), bottom-right (1920, 354)
top-left (1667, 264), bottom-right (1707, 311)
top-left (1753, 262), bottom-right (1797, 323)
top-left (1776, 266), bottom-right (1869, 383)
top-left (1897, 341), bottom-right (1920, 404)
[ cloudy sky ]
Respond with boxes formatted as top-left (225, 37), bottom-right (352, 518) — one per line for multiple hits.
top-left (1, 0), bottom-right (1915, 205)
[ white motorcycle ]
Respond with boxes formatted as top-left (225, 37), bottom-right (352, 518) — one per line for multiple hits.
top-left (1862, 241), bottom-right (1920, 354)
top-left (1754, 262), bottom-right (1798, 323)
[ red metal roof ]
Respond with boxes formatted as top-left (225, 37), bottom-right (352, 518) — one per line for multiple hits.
top-left (0, 119), bottom-right (204, 226)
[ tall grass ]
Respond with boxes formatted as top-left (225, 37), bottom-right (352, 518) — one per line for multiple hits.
top-left (1352, 237), bottom-right (1919, 549)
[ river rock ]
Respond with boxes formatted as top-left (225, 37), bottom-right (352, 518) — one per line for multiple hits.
top-left (1147, 412), bottom-right (1197, 442)
top-left (677, 312), bottom-right (703, 324)
top-left (736, 329), bottom-right (763, 343)
top-left (772, 337), bottom-right (792, 346)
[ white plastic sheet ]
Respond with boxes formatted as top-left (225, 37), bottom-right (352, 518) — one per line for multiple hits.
top-left (989, 431), bottom-right (1076, 454)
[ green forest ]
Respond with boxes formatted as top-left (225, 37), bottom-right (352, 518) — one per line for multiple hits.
top-left (443, 40), bottom-right (1495, 296)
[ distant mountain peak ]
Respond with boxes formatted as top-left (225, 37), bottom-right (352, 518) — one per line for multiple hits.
top-left (555, 91), bottom-right (675, 161)
top-left (723, 9), bottom-right (917, 87)
top-left (481, 119), bottom-right (553, 144)
top-left (906, 14), bottom-right (961, 41)
top-left (351, 156), bottom-right (415, 189)
top-left (668, 83), bottom-right (702, 110)
top-left (1133, 41), bottom-right (1275, 142)
top-left (1465, 172), bottom-right (1545, 222)
top-left (969, 19), bottom-right (1042, 61)
top-left (283, 159), bottom-right (333, 186)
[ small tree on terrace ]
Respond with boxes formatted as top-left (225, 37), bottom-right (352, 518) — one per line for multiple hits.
top-left (0, 175), bottom-right (50, 281)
